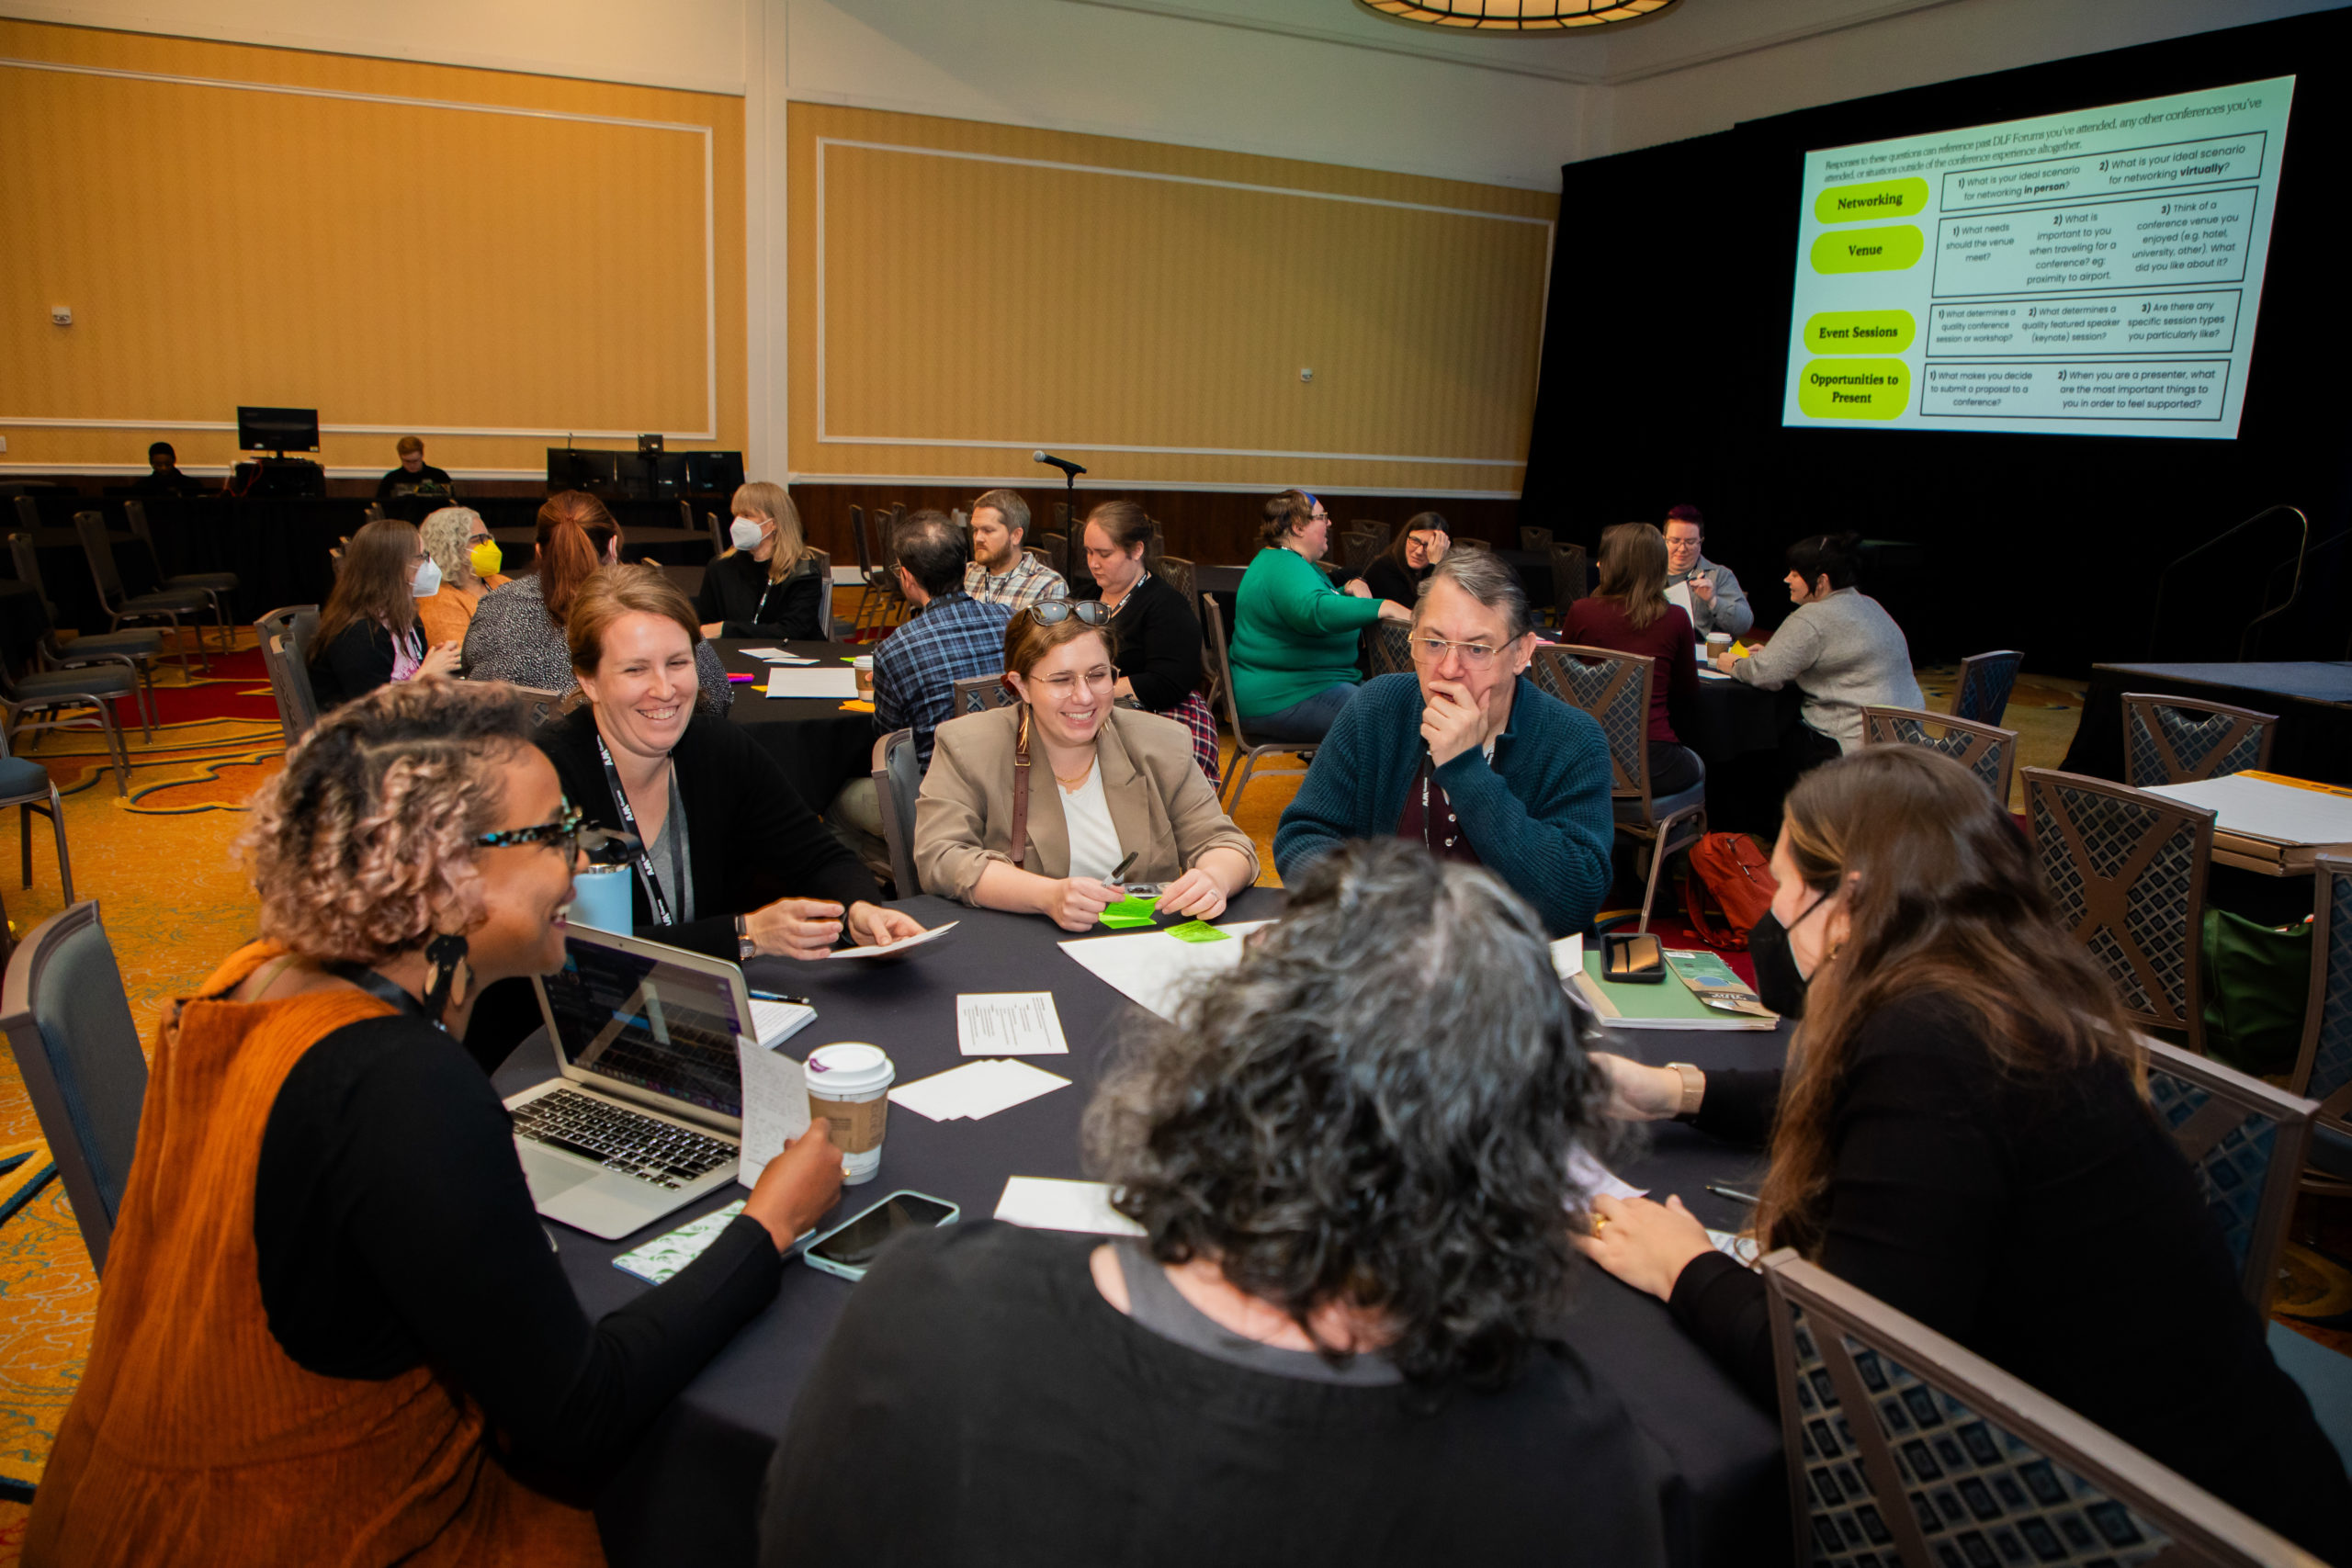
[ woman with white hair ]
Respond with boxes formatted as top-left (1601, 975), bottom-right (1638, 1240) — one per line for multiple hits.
top-left (413, 505), bottom-right (510, 648)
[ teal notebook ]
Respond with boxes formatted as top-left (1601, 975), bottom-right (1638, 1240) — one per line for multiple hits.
top-left (1573, 949), bottom-right (1778, 1031)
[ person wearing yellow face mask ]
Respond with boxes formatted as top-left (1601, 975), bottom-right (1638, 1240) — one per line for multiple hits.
top-left (415, 506), bottom-right (512, 649)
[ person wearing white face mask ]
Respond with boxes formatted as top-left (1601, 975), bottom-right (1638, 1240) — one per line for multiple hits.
top-left (914, 602), bottom-right (1257, 931)
top-left (695, 480), bottom-right (830, 641)
top-left (307, 518), bottom-right (462, 708)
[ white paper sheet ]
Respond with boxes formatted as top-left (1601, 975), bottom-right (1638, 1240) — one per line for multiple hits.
top-left (1566, 1145), bottom-right (1647, 1204)
top-left (748, 998), bottom-right (815, 1047)
top-left (2143, 773), bottom-right (2352, 847)
top-left (957, 992), bottom-right (1069, 1055)
top-left (734, 1038), bottom-right (810, 1188)
top-left (830, 920), bottom-right (956, 961)
top-left (1057, 919), bottom-right (1277, 1021)
top-left (1549, 933), bottom-right (1585, 981)
top-left (1696, 666), bottom-right (1734, 682)
top-left (1664, 580), bottom-right (1697, 624)
top-left (887, 1059), bottom-right (1071, 1122)
top-left (738, 647), bottom-right (816, 664)
top-left (764, 665), bottom-right (860, 699)
top-left (993, 1176), bottom-right (1146, 1235)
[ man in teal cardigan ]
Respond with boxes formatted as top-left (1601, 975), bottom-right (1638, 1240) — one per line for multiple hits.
top-left (1274, 552), bottom-right (1616, 936)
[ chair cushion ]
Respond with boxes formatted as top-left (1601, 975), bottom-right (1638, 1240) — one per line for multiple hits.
top-left (60, 630), bottom-right (166, 658)
top-left (15, 667), bottom-right (138, 699)
top-left (1616, 779), bottom-right (1708, 824)
top-left (2309, 1122), bottom-right (2352, 1182)
top-left (0, 754), bottom-right (52, 800)
top-left (166, 572), bottom-right (239, 592)
top-left (119, 590), bottom-right (211, 614)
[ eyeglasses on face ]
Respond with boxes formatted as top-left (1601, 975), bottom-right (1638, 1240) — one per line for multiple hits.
top-left (474, 798), bottom-right (639, 865)
top-left (1022, 600), bottom-right (1112, 628)
top-left (1410, 635), bottom-right (1504, 670)
top-left (1035, 668), bottom-right (1116, 695)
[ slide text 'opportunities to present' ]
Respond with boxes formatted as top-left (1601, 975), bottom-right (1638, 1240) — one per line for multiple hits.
top-left (1782, 77), bottom-right (2293, 439)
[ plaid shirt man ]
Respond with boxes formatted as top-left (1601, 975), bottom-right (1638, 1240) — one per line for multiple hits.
top-left (963, 553), bottom-right (1068, 614)
top-left (874, 591), bottom-right (1015, 767)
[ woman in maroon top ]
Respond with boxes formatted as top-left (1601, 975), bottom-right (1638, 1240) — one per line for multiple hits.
top-left (1560, 523), bottom-right (1702, 795)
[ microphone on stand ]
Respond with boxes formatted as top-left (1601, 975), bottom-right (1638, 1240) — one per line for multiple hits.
top-left (1034, 451), bottom-right (1087, 478)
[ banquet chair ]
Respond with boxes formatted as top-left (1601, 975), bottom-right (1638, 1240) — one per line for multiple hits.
top-left (871, 729), bottom-right (922, 900)
top-left (254, 605), bottom-right (322, 748)
top-left (1549, 543), bottom-right (1589, 624)
top-left (2140, 1035), bottom-right (2313, 1312)
top-left (1, 728), bottom-right (73, 904)
top-left (1952, 649), bottom-right (2024, 726)
top-left (1365, 620), bottom-right (1415, 679)
top-left (1760, 1250), bottom-right (2318, 1568)
top-left (2122, 694), bottom-right (2278, 787)
top-left (2290, 855), bottom-right (2352, 1195)
top-left (1201, 594), bottom-right (1314, 817)
top-left (123, 499), bottom-right (239, 651)
top-left (1531, 644), bottom-right (1706, 934)
top-left (0, 649), bottom-right (137, 799)
top-left (74, 511), bottom-right (209, 675)
top-left (1456, 536), bottom-right (1492, 552)
top-left (1520, 526), bottom-right (1553, 554)
top-left (2024, 768), bottom-right (2213, 1052)
top-left (8, 531), bottom-right (162, 736)
top-left (951, 672), bottom-right (1015, 716)
top-left (1, 902), bottom-right (148, 1274)
top-left (1349, 520), bottom-right (1390, 553)
top-left (1860, 706), bottom-right (2018, 806)
top-left (1339, 528), bottom-right (1380, 581)
top-left (1153, 555), bottom-right (1195, 603)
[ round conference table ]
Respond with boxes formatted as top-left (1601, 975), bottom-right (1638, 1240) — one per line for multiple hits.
top-left (708, 637), bottom-right (876, 812)
top-left (491, 889), bottom-right (1792, 1568)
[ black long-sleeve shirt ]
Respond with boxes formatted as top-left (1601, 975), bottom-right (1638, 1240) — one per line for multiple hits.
top-left (254, 1014), bottom-right (782, 1488)
top-left (695, 550), bottom-right (828, 641)
top-left (306, 618), bottom-right (419, 709)
top-left (535, 705), bottom-right (879, 959)
top-left (1669, 992), bottom-right (2350, 1557)
top-left (1360, 556), bottom-right (1431, 612)
top-left (1107, 570), bottom-right (1204, 712)
top-left (377, 464), bottom-right (453, 497)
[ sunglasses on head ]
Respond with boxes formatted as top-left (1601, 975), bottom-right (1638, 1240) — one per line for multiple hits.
top-left (1022, 601), bottom-right (1112, 627)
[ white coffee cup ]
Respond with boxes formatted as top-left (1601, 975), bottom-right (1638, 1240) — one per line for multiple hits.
top-left (805, 1043), bottom-right (895, 1184)
top-left (1705, 632), bottom-right (1732, 660)
top-left (853, 656), bottom-right (875, 699)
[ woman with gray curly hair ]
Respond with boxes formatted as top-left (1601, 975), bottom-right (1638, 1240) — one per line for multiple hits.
top-left (29, 680), bottom-right (845, 1566)
top-left (759, 839), bottom-right (1666, 1568)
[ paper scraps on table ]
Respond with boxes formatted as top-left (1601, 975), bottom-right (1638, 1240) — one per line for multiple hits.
top-left (764, 665), bottom-right (860, 699)
top-left (1165, 919), bottom-right (1229, 944)
top-left (830, 921), bottom-right (956, 960)
top-left (993, 1176), bottom-right (1145, 1236)
top-left (956, 992), bottom-right (1069, 1055)
top-left (1098, 894), bottom-right (1158, 929)
top-left (839, 699), bottom-right (876, 713)
top-left (888, 1058), bottom-right (1071, 1122)
top-left (1566, 1145), bottom-right (1647, 1207)
top-left (739, 648), bottom-right (818, 664)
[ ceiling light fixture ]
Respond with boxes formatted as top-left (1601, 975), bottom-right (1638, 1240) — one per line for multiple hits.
top-left (1355, 0), bottom-right (1678, 30)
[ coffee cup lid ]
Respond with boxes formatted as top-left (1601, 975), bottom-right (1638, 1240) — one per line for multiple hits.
top-left (807, 1042), bottom-right (894, 1093)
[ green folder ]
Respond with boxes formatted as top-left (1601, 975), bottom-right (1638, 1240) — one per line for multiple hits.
top-left (1574, 950), bottom-right (1777, 1031)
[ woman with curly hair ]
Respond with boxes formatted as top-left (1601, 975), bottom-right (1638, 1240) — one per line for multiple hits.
top-left (28, 681), bottom-right (845, 1566)
top-left (1577, 746), bottom-right (2348, 1556)
top-left (759, 839), bottom-right (1666, 1568)
top-left (413, 504), bottom-right (510, 648)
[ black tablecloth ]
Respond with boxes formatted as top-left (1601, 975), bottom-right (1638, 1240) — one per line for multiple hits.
top-left (490, 525), bottom-right (715, 574)
top-left (491, 892), bottom-right (1790, 1568)
top-left (2064, 662), bottom-right (2352, 787)
top-left (712, 638), bottom-right (876, 812)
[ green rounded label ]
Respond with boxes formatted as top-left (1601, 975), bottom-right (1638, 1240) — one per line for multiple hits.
top-left (1813, 177), bottom-right (1928, 225)
top-left (1810, 225), bottom-right (1924, 274)
top-left (1804, 310), bottom-right (1915, 355)
top-left (1798, 358), bottom-right (1910, 420)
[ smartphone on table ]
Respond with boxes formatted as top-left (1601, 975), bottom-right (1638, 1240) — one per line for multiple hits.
top-left (802, 1190), bottom-right (960, 1281)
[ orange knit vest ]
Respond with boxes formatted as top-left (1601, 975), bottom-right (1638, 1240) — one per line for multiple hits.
top-left (26, 942), bottom-right (605, 1567)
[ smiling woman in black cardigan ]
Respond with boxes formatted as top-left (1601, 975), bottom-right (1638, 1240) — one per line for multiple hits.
top-left (1082, 500), bottom-right (1220, 782)
top-left (1577, 746), bottom-right (2350, 1558)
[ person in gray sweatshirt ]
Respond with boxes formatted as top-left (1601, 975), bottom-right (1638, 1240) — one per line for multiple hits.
top-left (1717, 532), bottom-right (1920, 767)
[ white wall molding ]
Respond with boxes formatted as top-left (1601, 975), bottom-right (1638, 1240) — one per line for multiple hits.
top-left (785, 469), bottom-right (1521, 498)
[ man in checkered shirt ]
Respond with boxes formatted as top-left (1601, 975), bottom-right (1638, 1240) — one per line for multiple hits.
top-left (962, 488), bottom-right (1068, 613)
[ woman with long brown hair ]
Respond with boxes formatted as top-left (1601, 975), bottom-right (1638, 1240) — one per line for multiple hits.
top-left (1559, 521), bottom-right (1702, 795)
top-left (695, 479), bottom-right (827, 641)
top-left (463, 491), bottom-right (735, 713)
top-left (1360, 511), bottom-right (1450, 611)
top-left (1576, 746), bottom-right (2348, 1553)
top-left (1081, 499), bottom-right (1220, 783)
top-left (307, 517), bottom-right (461, 707)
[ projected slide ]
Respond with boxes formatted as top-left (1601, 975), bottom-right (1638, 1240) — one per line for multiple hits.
top-left (1782, 77), bottom-right (2293, 439)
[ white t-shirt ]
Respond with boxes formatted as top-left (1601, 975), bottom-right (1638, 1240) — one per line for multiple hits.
top-left (1059, 761), bottom-right (1125, 882)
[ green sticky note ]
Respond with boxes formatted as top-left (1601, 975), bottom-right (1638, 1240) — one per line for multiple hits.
top-left (1099, 895), bottom-right (1159, 928)
top-left (1166, 919), bottom-right (1230, 943)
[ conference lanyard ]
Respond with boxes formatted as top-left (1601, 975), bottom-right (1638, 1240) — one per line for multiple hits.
top-left (594, 733), bottom-right (686, 927)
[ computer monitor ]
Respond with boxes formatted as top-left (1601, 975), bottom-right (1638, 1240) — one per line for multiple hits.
top-left (237, 406), bottom-right (320, 454)
top-left (547, 447), bottom-right (619, 492)
top-left (683, 450), bottom-right (745, 495)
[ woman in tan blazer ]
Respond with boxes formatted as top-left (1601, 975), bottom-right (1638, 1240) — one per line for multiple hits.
top-left (915, 604), bottom-right (1258, 931)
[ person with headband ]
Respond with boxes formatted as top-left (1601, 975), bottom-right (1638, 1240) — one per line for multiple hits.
top-left (306, 517), bottom-right (461, 707)
top-left (27, 681), bottom-right (847, 1563)
top-left (1228, 489), bottom-right (1410, 745)
top-left (1575, 746), bottom-right (2349, 1556)
top-left (913, 600), bottom-right (1256, 930)
top-left (413, 505), bottom-right (510, 649)
top-left (696, 479), bottom-right (829, 641)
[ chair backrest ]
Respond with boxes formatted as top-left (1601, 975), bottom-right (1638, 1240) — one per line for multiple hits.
top-left (122, 497), bottom-right (156, 548)
top-left (1953, 649), bottom-right (2024, 726)
top-left (1530, 643), bottom-right (1653, 805)
top-left (2121, 694), bottom-right (2278, 787)
top-left (1349, 519), bottom-right (1390, 552)
top-left (1456, 536), bottom-right (1492, 552)
top-left (1035, 533), bottom-right (1068, 576)
top-left (1200, 594), bottom-right (1267, 750)
top-left (2024, 768), bottom-right (2213, 1044)
top-left (1154, 554), bottom-right (1195, 602)
top-left (0, 902), bottom-right (149, 1275)
top-left (74, 510), bottom-right (129, 609)
top-left (1549, 542), bottom-right (1588, 611)
top-left (1860, 705), bottom-right (2018, 806)
top-left (872, 728), bottom-right (922, 898)
top-left (2291, 854), bottom-right (2352, 1134)
top-left (1366, 619), bottom-right (1416, 679)
top-left (2139, 1034), bottom-right (2314, 1313)
top-left (950, 671), bottom-right (1015, 716)
top-left (849, 504), bottom-right (876, 577)
top-left (1760, 1250), bottom-right (2318, 1568)
top-left (1520, 525), bottom-right (1553, 554)
top-left (11, 495), bottom-right (38, 534)
top-left (1339, 528), bottom-right (1379, 580)
top-left (7, 529), bottom-right (48, 601)
top-left (254, 604), bottom-right (322, 744)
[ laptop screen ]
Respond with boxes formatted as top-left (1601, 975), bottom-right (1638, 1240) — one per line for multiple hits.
top-left (537, 932), bottom-right (747, 1117)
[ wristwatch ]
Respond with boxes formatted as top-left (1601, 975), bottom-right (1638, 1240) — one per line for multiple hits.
top-left (736, 914), bottom-right (756, 963)
top-left (1663, 1062), bottom-right (1706, 1120)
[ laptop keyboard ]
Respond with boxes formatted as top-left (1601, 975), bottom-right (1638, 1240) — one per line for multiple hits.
top-left (511, 1087), bottom-right (737, 1190)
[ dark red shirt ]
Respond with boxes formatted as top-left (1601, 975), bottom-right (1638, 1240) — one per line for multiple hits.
top-left (1558, 598), bottom-right (1699, 743)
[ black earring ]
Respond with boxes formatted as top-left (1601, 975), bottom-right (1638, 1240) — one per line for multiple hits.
top-left (423, 931), bottom-right (471, 1021)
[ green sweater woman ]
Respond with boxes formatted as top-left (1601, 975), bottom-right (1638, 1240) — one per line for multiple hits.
top-left (1227, 490), bottom-right (1411, 743)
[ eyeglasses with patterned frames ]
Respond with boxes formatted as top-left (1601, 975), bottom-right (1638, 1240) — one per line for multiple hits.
top-left (473, 798), bottom-right (639, 866)
top-left (1409, 636), bottom-right (1503, 670)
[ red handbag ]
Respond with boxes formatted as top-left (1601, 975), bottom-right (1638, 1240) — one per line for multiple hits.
top-left (1682, 832), bottom-right (1779, 949)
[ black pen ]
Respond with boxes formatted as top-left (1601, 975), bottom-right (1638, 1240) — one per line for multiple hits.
top-left (1107, 851), bottom-right (1139, 884)
top-left (1704, 1182), bottom-right (1760, 1205)
top-left (749, 989), bottom-right (814, 1006)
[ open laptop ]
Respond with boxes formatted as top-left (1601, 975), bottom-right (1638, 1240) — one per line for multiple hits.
top-left (508, 925), bottom-right (764, 1240)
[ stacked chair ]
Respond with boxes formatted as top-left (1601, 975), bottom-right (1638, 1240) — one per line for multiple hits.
top-left (121, 500), bottom-right (238, 652)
